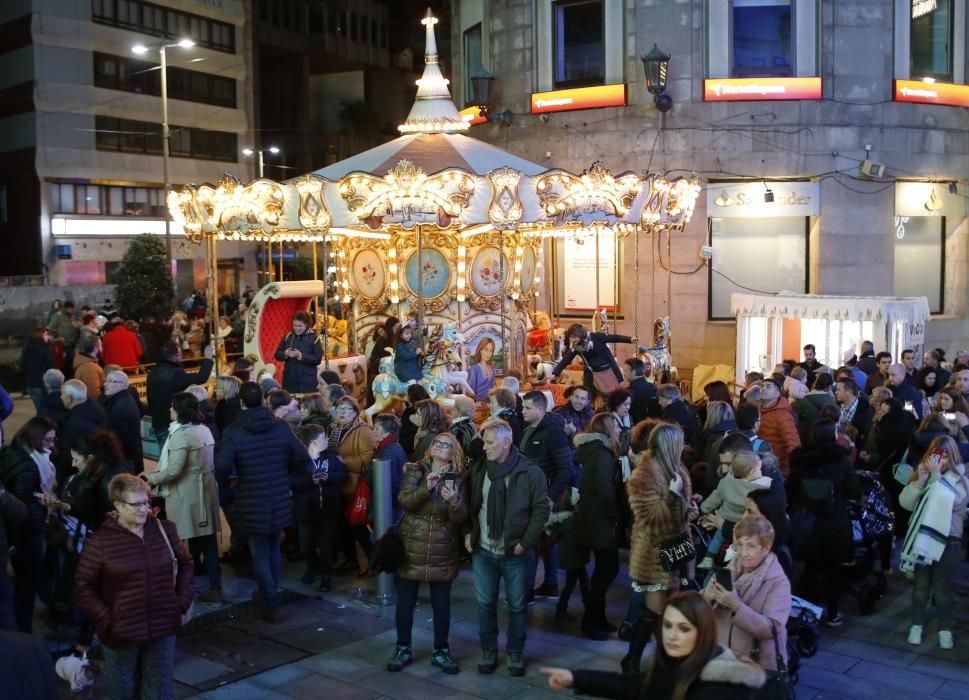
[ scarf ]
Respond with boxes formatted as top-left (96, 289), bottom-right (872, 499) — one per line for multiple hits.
top-left (485, 452), bottom-right (520, 544)
top-left (330, 418), bottom-right (360, 448)
top-left (900, 472), bottom-right (959, 573)
top-left (839, 398), bottom-right (858, 428)
top-left (375, 434), bottom-right (396, 453)
top-left (30, 448), bottom-right (56, 494)
top-left (728, 551), bottom-right (777, 603)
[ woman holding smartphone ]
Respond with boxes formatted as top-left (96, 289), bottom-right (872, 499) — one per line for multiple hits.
top-left (387, 432), bottom-right (468, 675)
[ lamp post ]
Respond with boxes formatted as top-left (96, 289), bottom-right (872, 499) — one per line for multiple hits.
top-left (132, 38), bottom-right (196, 291)
top-left (242, 145), bottom-right (281, 178)
top-left (242, 146), bottom-right (281, 281)
top-left (641, 44), bottom-right (672, 112)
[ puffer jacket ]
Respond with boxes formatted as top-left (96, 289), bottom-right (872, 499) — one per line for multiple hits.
top-left (758, 397), bottom-right (801, 476)
top-left (100, 325), bottom-right (143, 369)
top-left (518, 412), bottom-right (573, 503)
top-left (574, 433), bottom-right (620, 550)
top-left (274, 329), bottom-right (324, 394)
top-left (336, 422), bottom-right (377, 501)
top-left (628, 457), bottom-right (693, 587)
top-left (73, 354), bottom-right (104, 401)
top-left (3, 445), bottom-right (49, 539)
top-left (215, 406), bottom-right (310, 534)
top-left (74, 514), bottom-right (193, 647)
top-left (56, 399), bottom-right (108, 484)
top-left (19, 337), bottom-right (54, 389)
top-left (396, 460), bottom-right (469, 582)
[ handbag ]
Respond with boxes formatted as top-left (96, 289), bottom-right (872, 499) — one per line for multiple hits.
top-left (658, 530), bottom-right (696, 572)
top-left (155, 519), bottom-right (194, 626)
top-left (892, 449), bottom-right (913, 486)
top-left (345, 477), bottom-right (371, 527)
top-left (750, 620), bottom-right (797, 700)
top-left (369, 511), bottom-right (406, 574)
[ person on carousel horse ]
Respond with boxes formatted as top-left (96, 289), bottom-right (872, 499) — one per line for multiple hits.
top-left (551, 324), bottom-right (637, 399)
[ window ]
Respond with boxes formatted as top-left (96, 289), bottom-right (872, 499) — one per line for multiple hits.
top-left (95, 116), bottom-right (237, 162)
top-left (894, 216), bottom-right (944, 314)
top-left (464, 24), bottom-right (483, 105)
top-left (911, 0), bottom-right (953, 80)
top-left (732, 0), bottom-right (792, 77)
top-left (92, 0), bottom-right (236, 54)
top-left (52, 183), bottom-right (170, 217)
top-left (94, 53), bottom-right (236, 108)
top-left (552, 0), bottom-right (604, 87)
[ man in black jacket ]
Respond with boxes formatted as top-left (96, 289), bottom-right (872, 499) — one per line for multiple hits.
top-left (489, 387), bottom-right (523, 446)
top-left (857, 340), bottom-right (877, 376)
top-left (102, 371), bottom-right (144, 473)
top-left (56, 380), bottom-right (107, 484)
top-left (147, 342), bottom-right (213, 446)
top-left (922, 349), bottom-right (951, 388)
top-left (624, 358), bottom-right (659, 423)
top-left (274, 311), bottom-right (323, 394)
top-left (887, 363), bottom-right (924, 421)
top-left (658, 383), bottom-right (700, 450)
top-left (216, 382), bottom-right (310, 623)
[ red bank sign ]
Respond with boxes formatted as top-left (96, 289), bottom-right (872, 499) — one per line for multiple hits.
top-left (703, 77), bottom-right (822, 102)
top-left (893, 80), bottom-right (969, 108)
top-left (530, 84), bottom-right (627, 114)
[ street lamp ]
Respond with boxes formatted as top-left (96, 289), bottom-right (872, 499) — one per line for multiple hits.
top-left (131, 38), bottom-right (196, 288)
top-left (242, 146), bottom-right (281, 178)
top-left (641, 44), bottom-right (673, 113)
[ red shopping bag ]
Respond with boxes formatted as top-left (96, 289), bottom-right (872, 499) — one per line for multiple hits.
top-left (345, 478), bottom-right (371, 527)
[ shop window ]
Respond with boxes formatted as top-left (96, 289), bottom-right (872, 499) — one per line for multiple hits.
top-left (553, 0), bottom-right (604, 87)
top-left (464, 24), bottom-right (483, 105)
top-left (911, 0), bottom-right (953, 81)
top-left (708, 217), bottom-right (808, 319)
top-left (894, 216), bottom-right (944, 314)
top-left (732, 0), bottom-right (792, 77)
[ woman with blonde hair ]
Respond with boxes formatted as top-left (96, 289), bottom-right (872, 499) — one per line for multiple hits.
top-left (409, 398), bottom-right (450, 461)
top-left (900, 435), bottom-right (969, 649)
top-left (622, 422), bottom-right (694, 673)
top-left (699, 400), bottom-right (737, 466)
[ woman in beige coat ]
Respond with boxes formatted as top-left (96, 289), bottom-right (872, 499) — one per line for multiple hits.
top-left (331, 396), bottom-right (377, 574)
top-left (144, 392), bottom-right (222, 603)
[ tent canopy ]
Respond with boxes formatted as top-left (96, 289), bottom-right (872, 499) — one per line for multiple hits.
top-left (730, 293), bottom-right (930, 327)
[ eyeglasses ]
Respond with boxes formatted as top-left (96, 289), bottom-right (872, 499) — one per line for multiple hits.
top-left (42, 437), bottom-right (56, 445)
top-left (431, 439), bottom-right (453, 449)
top-left (122, 500), bottom-right (151, 510)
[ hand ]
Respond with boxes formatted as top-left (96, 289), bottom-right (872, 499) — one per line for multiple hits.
top-left (630, 336), bottom-right (638, 345)
top-left (710, 581), bottom-right (741, 612)
top-left (513, 543), bottom-right (526, 555)
top-left (927, 453), bottom-right (944, 477)
top-left (138, 471), bottom-right (151, 484)
top-left (426, 472), bottom-right (442, 491)
top-left (203, 343), bottom-right (214, 359)
top-left (539, 667), bottom-right (574, 690)
top-left (702, 577), bottom-right (718, 605)
top-left (564, 422), bottom-right (576, 436)
top-left (464, 533), bottom-right (473, 553)
top-left (440, 482), bottom-right (458, 504)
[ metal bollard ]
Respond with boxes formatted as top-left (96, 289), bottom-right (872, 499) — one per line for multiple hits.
top-left (371, 458), bottom-right (395, 606)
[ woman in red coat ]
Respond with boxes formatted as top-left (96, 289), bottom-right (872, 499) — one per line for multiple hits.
top-left (100, 322), bottom-right (143, 371)
top-left (74, 474), bottom-right (193, 700)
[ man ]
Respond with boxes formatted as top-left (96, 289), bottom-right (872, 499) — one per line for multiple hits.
top-left (797, 344), bottom-right (826, 388)
top-left (102, 371), bottom-right (144, 473)
top-left (147, 341), bottom-right (214, 446)
top-left (216, 382), bottom-right (310, 623)
top-left (922, 349), bottom-right (951, 388)
top-left (553, 385), bottom-right (593, 441)
top-left (857, 340), bottom-right (877, 376)
top-left (551, 323), bottom-right (636, 398)
top-left (48, 301), bottom-right (79, 376)
top-left (953, 368), bottom-right (969, 403)
top-left (465, 419), bottom-right (549, 677)
top-left (500, 375), bottom-right (524, 424)
top-left (72, 336), bottom-right (103, 401)
top-left (268, 389), bottom-right (302, 431)
top-left (835, 378), bottom-right (872, 451)
top-left (756, 378), bottom-right (800, 477)
top-left (956, 350), bottom-right (969, 370)
top-left (866, 351), bottom-right (892, 396)
top-left (274, 311), bottom-right (323, 395)
top-left (56, 379), bottom-right (108, 484)
top-left (38, 369), bottom-right (67, 424)
top-left (519, 391), bottom-right (572, 599)
top-left (450, 395), bottom-right (479, 467)
top-left (489, 387), bottom-right (523, 445)
top-left (657, 383), bottom-right (700, 449)
top-left (887, 363), bottom-right (924, 421)
top-left (624, 357), bottom-right (659, 423)
top-left (841, 350), bottom-right (868, 393)
top-left (900, 349), bottom-right (918, 385)
top-left (101, 319), bottom-right (143, 370)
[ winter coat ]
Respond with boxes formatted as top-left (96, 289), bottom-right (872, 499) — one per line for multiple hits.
top-left (396, 460), bottom-right (469, 582)
top-left (146, 358), bottom-right (214, 433)
top-left (215, 406), bottom-right (310, 535)
top-left (39, 391), bottom-right (66, 424)
top-left (450, 417), bottom-right (478, 467)
top-left (628, 457), bottom-right (693, 587)
top-left (394, 340), bottom-right (422, 383)
top-left (215, 396), bottom-right (243, 434)
top-left (495, 407), bottom-right (524, 446)
top-left (373, 438), bottom-right (407, 514)
top-left (518, 412), bottom-right (574, 502)
top-left (399, 406), bottom-right (419, 456)
top-left (553, 332), bottom-right (632, 383)
top-left (554, 402), bottom-right (594, 440)
top-left (699, 420), bottom-right (737, 467)
top-left (468, 450), bottom-right (550, 554)
top-left (290, 449), bottom-right (348, 523)
top-left (62, 460), bottom-right (129, 531)
top-left (571, 646), bottom-right (766, 700)
top-left (146, 423), bottom-right (221, 540)
top-left (104, 389), bottom-right (145, 474)
top-left (19, 337), bottom-right (53, 389)
top-left (787, 441), bottom-right (861, 563)
top-left (0, 486), bottom-right (26, 575)
top-left (100, 325), bottom-right (143, 369)
top-left (575, 433), bottom-right (621, 550)
top-left (715, 554), bottom-right (791, 671)
top-left (900, 465), bottom-right (969, 540)
top-left (627, 377), bottom-right (659, 424)
top-left (73, 354), bottom-right (103, 401)
top-left (792, 392), bottom-right (836, 445)
top-left (273, 329), bottom-right (324, 394)
top-left (890, 381), bottom-right (925, 421)
top-left (845, 397), bottom-right (873, 451)
top-left (47, 309), bottom-right (79, 347)
top-left (545, 510), bottom-right (588, 570)
top-left (335, 422), bottom-right (377, 502)
top-left (56, 400), bottom-right (108, 484)
top-left (74, 514), bottom-right (193, 647)
top-left (661, 400), bottom-right (701, 450)
top-left (758, 397), bottom-right (801, 476)
top-left (2, 445), bottom-right (47, 539)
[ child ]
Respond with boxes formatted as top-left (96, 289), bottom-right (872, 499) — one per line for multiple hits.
top-left (698, 451), bottom-right (772, 568)
top-left (393, 323), bottom-right (423, 384)
top-left (545, 487), bottom-right (590, 622)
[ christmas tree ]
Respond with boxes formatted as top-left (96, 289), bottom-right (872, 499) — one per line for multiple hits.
top-left (115, 234), bottom-right (174, 322)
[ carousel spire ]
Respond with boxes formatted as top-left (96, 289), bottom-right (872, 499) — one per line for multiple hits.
top-left (398, 8), bottom-right (469, 134)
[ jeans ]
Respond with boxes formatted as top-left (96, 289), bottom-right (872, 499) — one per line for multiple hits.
top-left (248, 531), bottom-right (282, 610)
top-left (10, 532), bottom-right (44, 633)
top-left (472, 548), bottom-right (528, 653)
top-left (26, 387), bottom-right (45, 414)
top-left (103, 635), bottom-right (176, 700)
top-left (395, 577), bottom-right (453, 649)
top-left (527, 541), bottom-right (559, 589)
top-left (299, 509), bottom-right (340, 575)
top-left (188, 535), bottom-right (221, 590)
top-left (911, 537), bottom-right (961, 628)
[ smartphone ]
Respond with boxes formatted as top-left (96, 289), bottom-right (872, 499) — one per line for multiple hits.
top-left (440, 472), bottom-right (460, 488)
top-left (713, 567), bottom-right (733, 592)
top-left (933, 447), bottom-right (946, 460)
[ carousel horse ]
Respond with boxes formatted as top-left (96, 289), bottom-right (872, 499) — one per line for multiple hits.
top-left (591, 307), bottom-right (610, 334)
top-left (424, 325), bottom-right (475, 398)
top-left (640, 316), bottom-right (678, 384)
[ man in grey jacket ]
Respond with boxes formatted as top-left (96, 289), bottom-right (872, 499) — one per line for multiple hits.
top-left (465, 418), bottom-right (549, 678)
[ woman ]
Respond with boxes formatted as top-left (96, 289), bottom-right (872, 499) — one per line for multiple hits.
top-left (332, 396), bottom-right (376, 575)
top-left (3, 416), bottom-right (57, 632)
top-left (294, 425), bottom-right (347, 592)
top-left (574, 413), bottom-right (623, 640)
top-left (410, 398), bottom-right (449, 461)
top-left (75, 474), bottom-right (194, 700)
top-left (744, 488), bottom-right (793, 578)
top-left (20, 327), bottom-right (54, 413)
top-left (702, 515), bottom-right (791, 670)
top-left (919, 367), bottom-right (941, 407)
top-left (698, 381), bottom-right (732, 426)
top-left (144, 393), bottom-right (222, 604)
top-left (393, 323), bottom-right (423, 384)
top-left (900, 435), bottom-right (969, 649)
top-left (932, 388), bottom-right (969, 432)
top-left (387, 432), bottom-right (468, 674)
top-left (468, 337), bottom-right (497, 402)
top-left (607, 390), bottom-right (633, 481)
top-left (299, 393), bottom-right (330, 427)
top-left (214, 375), bottom-right (243, 434)
top-left (399, 384), bottom-right (430, 456)
top-left (697, 401), bottom-right (736, 468)
top-left (623, 422), bottom-right (694, 673)
top-left (540, 592), bottom-right (765, 700)
top-left (64, 430), bottom-right (129, 532)
top-left (787, 420), bottom-right (860, 627)
top-left (185, 320), bottom-right (205, 358)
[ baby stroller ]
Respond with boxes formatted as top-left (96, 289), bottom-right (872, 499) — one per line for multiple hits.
top-left (786, 596), bottom-right (821, 684)
top-left (840, 472), bottom-right (892, 614)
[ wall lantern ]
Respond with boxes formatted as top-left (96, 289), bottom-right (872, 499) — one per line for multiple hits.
top-left (641, 44), bottom-right (673, 112)
top-left (469, 69), bottom-right (513, 126)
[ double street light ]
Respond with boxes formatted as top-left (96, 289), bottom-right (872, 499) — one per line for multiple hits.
top-left (242, 146), bottom-right (281, 178)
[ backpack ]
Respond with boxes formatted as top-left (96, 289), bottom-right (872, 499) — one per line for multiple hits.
top-left (801, 476), bottom-right (835, 515)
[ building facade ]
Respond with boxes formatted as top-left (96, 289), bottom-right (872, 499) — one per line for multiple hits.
top-left (450, 0), bottom-right (969, 377)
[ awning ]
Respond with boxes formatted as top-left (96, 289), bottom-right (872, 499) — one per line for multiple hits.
top-left (730, 293), bottom-right (930, 327)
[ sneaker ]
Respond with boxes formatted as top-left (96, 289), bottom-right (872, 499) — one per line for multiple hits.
top-left (939, 631), bottom-right (953, 650)
top-left (907, 625), bottom-right (923, 645)
top-left (477, 650), bottom-right (498, 674)
top-left (821, 614), bottom-right (845, 628)
top-left (534, 582), bottom-right (559, 598)
top-left (198, 588), bottom-right (223, 605)
top-left (507, 651), bottom-right (525, 677)
top-left (617, 621), bottom-right (634, 642)
top-left (431, 647), bottom-right (459, 674)
top-left (387, 645), bottom-right (413, 672)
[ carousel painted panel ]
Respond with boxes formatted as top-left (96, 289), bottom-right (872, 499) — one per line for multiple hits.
top-left (404, 248), bottom-right (451, 300)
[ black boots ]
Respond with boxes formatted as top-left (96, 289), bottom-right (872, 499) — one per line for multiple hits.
top-left (580, 597), bottom-right (613, 640)
top-left (620, 609), bottom-right (660, 674)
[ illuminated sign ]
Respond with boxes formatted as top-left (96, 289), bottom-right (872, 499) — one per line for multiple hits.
top-left (912, 0), bottom-right (938, 19)
top-left (458, 106), bottom-right (487, 126)
top-left (51, 216), bottom-right (186, 237)
top-left (530, 84), bottom-right (627, 114)
top-left (893, 79), bottom-right (969, 108)
top-left (707, 182), bottom-right (820, 219)
top-left (703, 77), bottom-right (822, 102)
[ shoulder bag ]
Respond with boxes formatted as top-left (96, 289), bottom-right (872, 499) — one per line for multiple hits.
top-left (750, 619), bottom-right (796, 700)
top-left (156, 519), bottom-right (194, 626)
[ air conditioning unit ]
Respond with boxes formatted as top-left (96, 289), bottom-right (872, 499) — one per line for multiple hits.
top-left (859, 160), bottom-right (886, 179)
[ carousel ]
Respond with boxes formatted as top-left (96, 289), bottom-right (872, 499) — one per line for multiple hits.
top-left (168, 9), bottom-right (702, 410)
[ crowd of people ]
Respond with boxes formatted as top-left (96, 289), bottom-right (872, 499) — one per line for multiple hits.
top-left (2, 303), bottom-right (968, 699)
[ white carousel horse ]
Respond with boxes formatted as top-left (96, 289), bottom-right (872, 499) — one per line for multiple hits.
top-left (424, 325), bottom-right (475, 398)
top-left (640, 316), bottom-right (678, 384)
